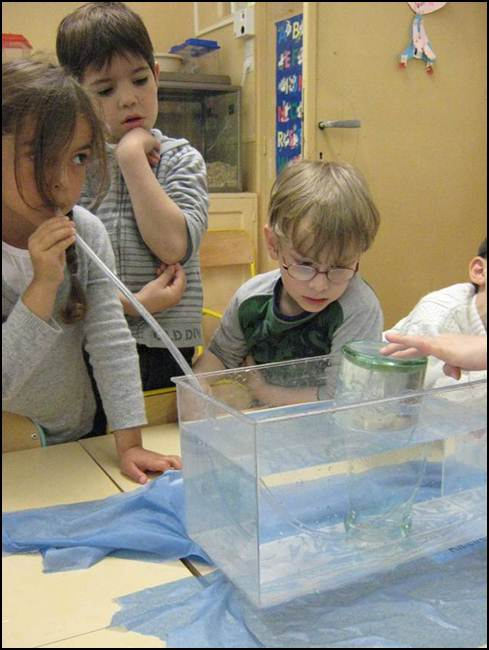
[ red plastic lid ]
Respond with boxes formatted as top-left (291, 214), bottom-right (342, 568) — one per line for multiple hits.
top-left (2, 33), bottom-right (33, 49)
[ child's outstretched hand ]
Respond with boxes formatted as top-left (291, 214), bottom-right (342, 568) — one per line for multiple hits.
top-left (136, 263), bottom-right (186, 314)
top-left (119, 446), bottom-right (182, 485)
top-left (381, 332), bottom-right (487, 379)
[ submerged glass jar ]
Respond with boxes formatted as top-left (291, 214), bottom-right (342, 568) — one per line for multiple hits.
top-left (335, 340), bottom-right (428, 542)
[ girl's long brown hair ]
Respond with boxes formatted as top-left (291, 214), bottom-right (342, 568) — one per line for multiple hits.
top-left (2, 59), bottom-right (107, 323)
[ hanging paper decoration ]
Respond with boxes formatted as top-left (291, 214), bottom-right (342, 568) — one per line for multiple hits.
top-left (400, 2), bottom-right (447, 74)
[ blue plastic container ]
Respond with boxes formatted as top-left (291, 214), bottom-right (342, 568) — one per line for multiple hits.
top-left (170, 38), bottom-right (220, 58)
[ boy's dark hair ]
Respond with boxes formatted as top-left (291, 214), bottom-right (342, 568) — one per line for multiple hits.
top-left (2, 59), bottom-right (107, 324)
top-left (56, 2), bottom-right (155, 80)
top-left (472, 237), bottom-right (486, 292)
top-left (477, 237), bottom-right (487, 259)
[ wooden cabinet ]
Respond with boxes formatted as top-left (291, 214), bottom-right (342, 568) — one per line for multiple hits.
top-left (202, 193), bottom-right (258, 316)
top-left (207, 192), bottom-right (258, 246)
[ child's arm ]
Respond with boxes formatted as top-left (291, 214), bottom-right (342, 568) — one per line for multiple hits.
top-left (116, 129), bottom-right (188, 263)
top-left (385, 289), bottom-right (459, 339)
top-left (193, 349), bottom-right (226, 374)
top-left (114, 427), bottom-right (181, 485)
top-left (245, 358), bottom-right (318, 406)
top-left (197, 285), bottom-right (250, 371)
top-left (79, 215), bottom-right (182, 482)
top-left (3, 217), bottom-right (77, 400)
top-left (381, 333), bottom-right (487, 378)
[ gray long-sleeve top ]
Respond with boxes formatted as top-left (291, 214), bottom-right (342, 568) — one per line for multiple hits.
top-left (2, 205), bottom-right (147, 444)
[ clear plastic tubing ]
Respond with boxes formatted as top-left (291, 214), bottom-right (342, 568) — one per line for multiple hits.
top-left (75, 232), bottom-right (202, 392)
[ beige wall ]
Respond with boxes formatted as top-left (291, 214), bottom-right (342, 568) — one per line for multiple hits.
top-left (307, 2), bottom-right (487, 328)
top-left (1, 2), bottom-right (194, 56)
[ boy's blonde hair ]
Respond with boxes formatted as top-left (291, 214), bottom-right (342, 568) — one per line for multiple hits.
top-left (268, 160), bottom-right (380, 264)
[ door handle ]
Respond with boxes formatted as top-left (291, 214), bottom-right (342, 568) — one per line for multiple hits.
top-left (318, 120), bottom-right (361, 129)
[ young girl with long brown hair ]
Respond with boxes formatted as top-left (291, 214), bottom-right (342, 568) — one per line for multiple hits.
top-left (2, 59), bottom-right (181, 483)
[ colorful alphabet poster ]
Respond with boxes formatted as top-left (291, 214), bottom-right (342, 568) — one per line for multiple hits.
top-left (276, 14), bottom-right (303, 175)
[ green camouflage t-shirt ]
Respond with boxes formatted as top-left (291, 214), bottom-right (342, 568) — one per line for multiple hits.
top-left (209, 269), bottom-right (383, 398)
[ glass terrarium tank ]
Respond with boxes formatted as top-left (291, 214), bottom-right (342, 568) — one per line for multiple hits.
top-left (174, 355), bottom-right (487, 609)
top-left (156, 72), bottom-right (241, 193)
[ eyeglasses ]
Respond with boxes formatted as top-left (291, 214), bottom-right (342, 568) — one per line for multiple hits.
top-left (281, 258), bottom-right (358, 284)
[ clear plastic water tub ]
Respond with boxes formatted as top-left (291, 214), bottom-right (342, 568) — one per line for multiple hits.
top-left (174, 356), bottom-right (487, 608)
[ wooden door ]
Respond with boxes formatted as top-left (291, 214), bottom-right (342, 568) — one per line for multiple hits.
top-left (255, 2), bottom-right (304, 273)
top-left (302, 2), bottom-right (487, 327)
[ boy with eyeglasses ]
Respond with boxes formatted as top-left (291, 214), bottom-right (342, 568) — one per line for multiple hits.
top-left (194, 160), bottom-right (383, 402)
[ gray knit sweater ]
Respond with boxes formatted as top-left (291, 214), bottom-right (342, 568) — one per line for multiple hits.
top-left (2, 206), bottom-right (147, 444)
top-left (79, 130), bottom-right (208, 349)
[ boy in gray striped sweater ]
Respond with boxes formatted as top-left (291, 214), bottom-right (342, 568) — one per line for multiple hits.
top-left (57, 2), bottom-right (208, 390)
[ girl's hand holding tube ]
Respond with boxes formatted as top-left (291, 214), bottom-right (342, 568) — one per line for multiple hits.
top-left (22, 215), bottom-right (76, 321)
top-left (28, 216), bottom-right (76, 287)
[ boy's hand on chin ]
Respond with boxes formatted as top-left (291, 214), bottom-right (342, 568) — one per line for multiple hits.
top-left (116, 127), bottom-right (160, 167)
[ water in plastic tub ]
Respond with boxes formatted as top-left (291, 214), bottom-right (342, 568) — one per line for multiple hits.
top-left (175, 355), bottom-right (487, 608)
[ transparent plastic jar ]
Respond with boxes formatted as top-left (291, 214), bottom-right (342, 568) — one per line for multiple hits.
top-left (335, 340), bottom-right (428, 542)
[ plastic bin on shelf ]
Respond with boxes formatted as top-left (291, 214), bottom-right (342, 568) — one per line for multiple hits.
top-left (2, 33), bottom-right (32, 62)
top-left (174, 355), bottom-right (487, 608)
top-left (170, 38), bottom-right (220, 74)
